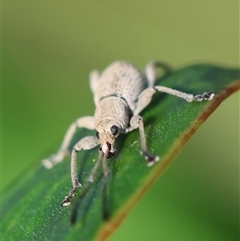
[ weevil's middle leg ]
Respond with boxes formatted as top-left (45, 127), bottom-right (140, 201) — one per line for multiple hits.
top-left (128, 115), bottom-right (159, 166)
top-left (42, 116), bottom-right (95, 169)
top-left (61, 136), bottom-right (100, 207)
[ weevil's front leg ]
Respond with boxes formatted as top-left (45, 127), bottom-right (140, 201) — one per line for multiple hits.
top-left (127, 115), bottom-right (159, 166)
top-left (61, 135), bottom-right (99, 207)
top-left (42, 116), bottom-right (95, 169)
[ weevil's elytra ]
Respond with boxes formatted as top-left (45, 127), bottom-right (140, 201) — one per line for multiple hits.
top-left (42, 61), bottom-right (215, 208)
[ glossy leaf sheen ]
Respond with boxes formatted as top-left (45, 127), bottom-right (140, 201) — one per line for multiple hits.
top-left (2, 64), bottom-right (239, 241)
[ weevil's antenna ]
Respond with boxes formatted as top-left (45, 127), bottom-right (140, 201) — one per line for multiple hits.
top-left (71, 152), bottom-right (103, 225)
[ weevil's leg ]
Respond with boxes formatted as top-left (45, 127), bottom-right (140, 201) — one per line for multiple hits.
top-left (61, 136), bottom-right (100, 207)
top-left (154, 86), bottom-right (215, 102)
top-left (71, 136), bottom-right (100, 187)
top-left (42, 116), bottom-right (95, 169)
top-left (133, 88), bottom-right (156, 115)
top-left (127, 115), bottom-right (159, 166)
top-left (90, 70), bottom-right (101, 105)
top-left (70, 154), bottom-right (103, 224)
top-left (145, 61), bottom-right (172, 87)
top-left (63, 150), bottom-right (102, 208)
top-left (133, 87), bottom-right (215, 115)
top-left (145, 61), bottom-right (214, 102)
top-left (90, 70), bottom-right (100, 93)
top-left (71, 153), bottom-right (110, 223)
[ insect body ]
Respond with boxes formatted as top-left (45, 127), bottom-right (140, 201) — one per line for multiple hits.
top-left (42, 61), bottom-right (215, 207)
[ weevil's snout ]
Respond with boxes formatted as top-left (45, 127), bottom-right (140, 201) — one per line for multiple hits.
top-left (99, 142), bottom-right (116, 158)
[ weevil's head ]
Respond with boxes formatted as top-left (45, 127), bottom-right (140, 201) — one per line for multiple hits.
top-left (94, 96), bottom-right (129, 158)
top-left (96, 124), bottom-right (119, 158)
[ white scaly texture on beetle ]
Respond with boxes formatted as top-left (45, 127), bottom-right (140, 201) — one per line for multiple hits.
top-left (42, 61), bottom-right (215, 207)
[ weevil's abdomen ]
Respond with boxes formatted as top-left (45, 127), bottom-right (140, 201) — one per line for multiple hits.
top-left (94, 61), bottom-right (147, 110)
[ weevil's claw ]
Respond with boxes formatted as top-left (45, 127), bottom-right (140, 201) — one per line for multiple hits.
top-left (194, 92), bottom-right (215, 101)
top-left (147, 156), bottom-right (160, 167)
top-left (61, 186), bottom-right (81, 207)
top-left (204, 92), bottom-right (215, 100)
top-left (143, 151), bottom-right (160, 166)
top-left (61, 196), bottom-right (73, 207)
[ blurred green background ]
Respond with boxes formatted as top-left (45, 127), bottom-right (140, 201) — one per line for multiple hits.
top-left (2, 1), bottom-right (239, 241)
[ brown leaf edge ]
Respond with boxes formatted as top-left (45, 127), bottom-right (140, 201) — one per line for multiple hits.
top-left (95, 79), bottom-right (240, 241)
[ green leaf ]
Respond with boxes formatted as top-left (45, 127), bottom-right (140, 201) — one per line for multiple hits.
top-left (2, 64), bottom-right (239, 241)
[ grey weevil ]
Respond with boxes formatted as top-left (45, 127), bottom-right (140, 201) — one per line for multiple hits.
top-left (42, 61), bottom-right (215, 207)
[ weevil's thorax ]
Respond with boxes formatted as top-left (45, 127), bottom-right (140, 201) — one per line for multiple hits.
top-left (94, 96), bottom-right (130, 158)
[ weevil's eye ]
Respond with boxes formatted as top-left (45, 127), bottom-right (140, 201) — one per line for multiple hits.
top-left (110, 125), bottom-right (118, 135)
top-left (96, 131), bottom-right (99, 139)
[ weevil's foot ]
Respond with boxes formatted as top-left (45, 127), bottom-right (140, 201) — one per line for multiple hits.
top-left (42, 151), bottom-right (69, 169)
top-left (61, 195), bottom-right (73, 207)
top-left (143, 151), bottom-right (160, 166)
top-left (42, 157), bottom-right (57, 169)
top-left (61, 185), bottom-right (81, 207)
top-left (194, 92), bottom-right (215, 101)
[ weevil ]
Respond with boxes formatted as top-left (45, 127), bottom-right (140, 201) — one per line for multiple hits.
top-left (42, 61), bottom-right (215, 207)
